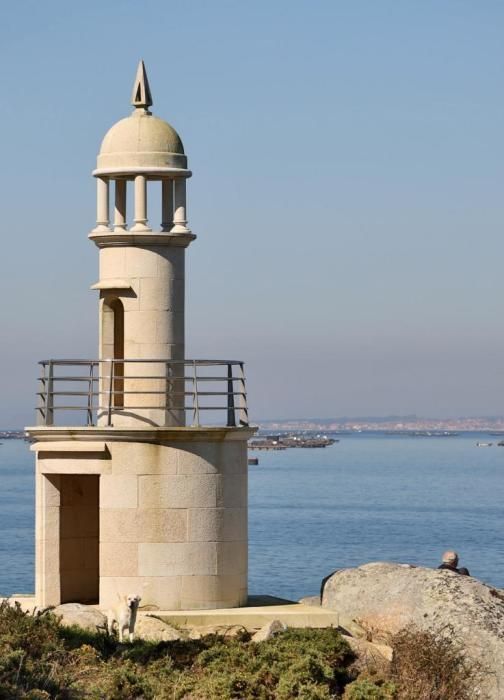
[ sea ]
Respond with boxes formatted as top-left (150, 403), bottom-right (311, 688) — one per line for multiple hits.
top-left (1, 433), bottom-right (503, 601)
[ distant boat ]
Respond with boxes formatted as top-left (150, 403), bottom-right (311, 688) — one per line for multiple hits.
top-left (476, 442), bottom-right (493, 447)
top-left (248, 457), bottom-right (259, 465)
top-left (497, 441), bottom-right (504, 447)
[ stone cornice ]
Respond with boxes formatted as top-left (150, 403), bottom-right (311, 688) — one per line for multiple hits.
top-left (92, 167), bottom-right (192, 179)
top-left (25, 425), bottom-right (257, 444)
top-left (88, 230), bottom-right (196, 248)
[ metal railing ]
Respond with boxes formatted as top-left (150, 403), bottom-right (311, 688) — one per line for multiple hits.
top-left (36, 359), bottom-right (249, 428)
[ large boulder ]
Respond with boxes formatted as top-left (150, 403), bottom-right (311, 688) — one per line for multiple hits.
top-left (53, 603), bottom-right (107, 632)
top-left (322, 562), bottom-right (504, 699)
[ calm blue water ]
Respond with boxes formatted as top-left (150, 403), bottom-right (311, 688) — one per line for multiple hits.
top-left (0, 440), bottom-right (35, 596)
top-left (1, 434), bottom-right (504, 600)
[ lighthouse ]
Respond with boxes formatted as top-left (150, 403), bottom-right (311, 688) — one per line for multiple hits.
top-left (26, 62), bottom-right (255, 611)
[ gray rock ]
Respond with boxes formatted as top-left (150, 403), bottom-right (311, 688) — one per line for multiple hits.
top-left (322, 562), bottom-right (504, 699)
top-left (188, 624), bottom-right (247, 640)
top-left (53, 603), bottom-right (106, 632)
top-left (251, 619), bottom-right (287, 642)
top-left (134, 615), bottom-right (181, 641)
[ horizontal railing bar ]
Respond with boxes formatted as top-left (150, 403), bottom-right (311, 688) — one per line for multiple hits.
top-left (98, 376), bottom-right (242, 382)
top-left (182, 376), bottom-right (242, 381)
top-left (39, 359), bottom-right (244, 365)
top-left (98, 405), bottom-right (235, 410)
top-left (161, 391), bottom-right (246, 397)
top-left (38, 391), bottom-right (98, 397)
top-left (35, 395), bottom-right (245, 400)
top-left (103, 375), bottom-right (168, 380)
top-left (44, 374), bottom-right (242, 383)
top-left (41, 377), bottom-right (100, 382)
top-left (37, 392), bottom-right (99, 397)
top-left (36, 406), bottom-right (95, 412)
top-left (186, 406), bottom-right (235, 411)
top-left (40, 374), bottom-right (242, 378)
top-left (36, 405), bottom-right (236, 412)
top-left (38, 360), bottom-right (100, 366)
top-left (42, 376), bottom-right (243, 381)
top-left (96, 391), bottom-right (245, 397)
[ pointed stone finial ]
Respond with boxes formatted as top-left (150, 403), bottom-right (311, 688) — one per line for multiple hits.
top-left (131, 60), bottom-right (153, 110)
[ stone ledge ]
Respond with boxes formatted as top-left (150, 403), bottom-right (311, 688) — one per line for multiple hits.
top-left (25, 426), bottom-right (257, 444)
top-left (156, 603), bottom-right (339, 629)
top-left (31, 441), bottom-right (109, 453)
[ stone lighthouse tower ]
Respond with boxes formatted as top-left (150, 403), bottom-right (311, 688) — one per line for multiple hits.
top-left (26, 62), bottom-right (255, 611)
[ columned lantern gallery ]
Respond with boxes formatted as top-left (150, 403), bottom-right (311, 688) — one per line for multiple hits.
top-left (26, 62), bottom-right (255, 611)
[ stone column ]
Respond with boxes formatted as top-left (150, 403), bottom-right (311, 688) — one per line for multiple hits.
top-left (131, 174), bottom-right (151, 231)
top-left (114, 179), bottom-right (127, 231)
top-left (161, 179), bottom-right (174, 232)
top-left (94, 178), bottom-right (110, 231)
top-left (171, 178), bottom-right (189, 233)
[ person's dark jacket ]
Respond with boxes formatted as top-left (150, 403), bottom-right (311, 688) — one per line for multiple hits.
top-left (438, 563), bottom-right (470, 576)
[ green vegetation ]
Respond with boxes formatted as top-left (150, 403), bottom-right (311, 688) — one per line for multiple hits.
top-left (0, 602), bottom-right (354, 699)
top-left (343, 678), bottom-right (396, 700)
top-left (0, 602), bottom-right (482, 699)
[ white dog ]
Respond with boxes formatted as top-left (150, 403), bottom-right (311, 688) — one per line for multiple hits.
top-left (107, 593), bottom-right (142, 642)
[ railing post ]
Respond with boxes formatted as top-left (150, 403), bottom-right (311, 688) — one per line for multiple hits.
top-left (87, 362), bottom-right (95, 427)
top-left (192, 360), bottom-right (200, 427)
top-left (238, 362), bottom-right (249, 426)
top-left (227, 363), bottom-right (236, 427)
top-left (37, 363), bottom-right (46, 426)
top-left (107, 359), bottom-right (114, 427)
top-left (165, 361), bottom-right (171, 428)
top-left (46, 361), bottom-right (54, 426)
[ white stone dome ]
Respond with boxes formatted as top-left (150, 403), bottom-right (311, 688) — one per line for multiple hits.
top-left (97, 110), bottom-right (187, 171)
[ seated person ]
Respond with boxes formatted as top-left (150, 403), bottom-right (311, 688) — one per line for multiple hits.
top-left (438, 550), bottom-right (470, 576)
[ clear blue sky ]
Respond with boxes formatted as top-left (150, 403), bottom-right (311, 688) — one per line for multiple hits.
top-left (1, 0), bottom-right (504, 425)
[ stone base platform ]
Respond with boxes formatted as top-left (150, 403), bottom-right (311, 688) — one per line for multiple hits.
top-left (157, 595), bottom-right (339, 630)
top-left (5, 595), bottom-right (339, 631)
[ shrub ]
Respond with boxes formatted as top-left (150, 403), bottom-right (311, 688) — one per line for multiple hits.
top-left (343, 678), bottom-right (397, 699)
top-left (388, 625), bottom-right (484, 700)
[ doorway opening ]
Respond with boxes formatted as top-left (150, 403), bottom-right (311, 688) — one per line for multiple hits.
top-left (59, 474), bottom-right (99, 603)
top-left (102, 297), bottom-right (124, 408)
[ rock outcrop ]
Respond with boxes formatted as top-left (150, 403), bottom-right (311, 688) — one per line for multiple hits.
top-left (53, 603), bottom-right (107, 632)
top-left (188, 624), bottom-right (247, 640)
top-left (251, 619), bottom-right (287, 643)
top-left (134, 615), bottom-right (181, 642)
top-left (322, 562), bottom-right (504, 699)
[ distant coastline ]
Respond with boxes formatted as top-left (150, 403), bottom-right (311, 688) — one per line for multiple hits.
top-left (257, 415), bottom-right (504, 433)
top-left (4, 417), bottom-right (504, 437)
